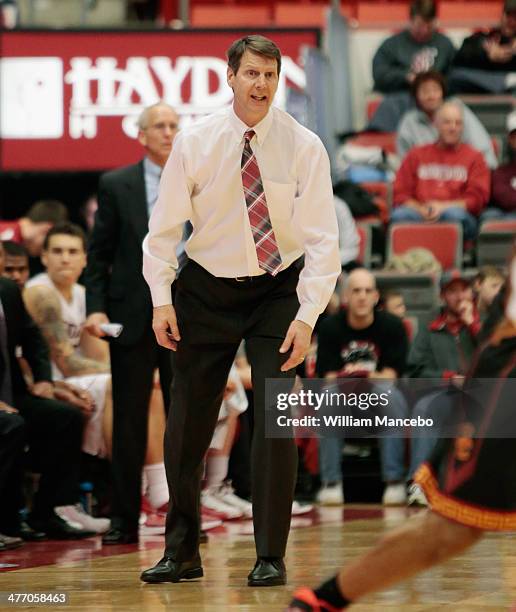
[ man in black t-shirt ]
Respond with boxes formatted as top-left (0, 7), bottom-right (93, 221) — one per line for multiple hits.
top-left (316, 269), bottom-right (409, 506)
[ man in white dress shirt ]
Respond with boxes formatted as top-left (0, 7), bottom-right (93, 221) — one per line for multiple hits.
top-left (141, 35), bottom-right (340, 587)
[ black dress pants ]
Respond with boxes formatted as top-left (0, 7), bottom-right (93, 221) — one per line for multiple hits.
top-left (16, 394), bottom-right (84, 519)
top-left (164, 259), bottom-right (300, 561)
top-left (109, 331), bottom-right (172, 531)
top-left (0, 411), bottom-right (26, 532)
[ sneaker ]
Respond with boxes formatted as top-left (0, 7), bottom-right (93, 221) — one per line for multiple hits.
top-left (55, 505), bottom-right (110, 534)
top-left (201, 514), bottom-right (223, 531)
top-left (292, 501), bottom-right (314, 515)
top-left (140, 512), bottom-right (166, 535)
top-left (213, 483), bottom-right (253, 518)
top-left (0, 533), bottom-right (24, 550)
top-left (407, 483), bottom-right (428, 507)
top-left (316, 482), bottom-right (344, 506)
top-left (288, 586), bottom-right (341, 612)
top-left (201, 487), bottom-right (243, 520)
top-left (29, 513), bottom-right (95, 540)
top-left (382, 483), bottom-right (407, 506)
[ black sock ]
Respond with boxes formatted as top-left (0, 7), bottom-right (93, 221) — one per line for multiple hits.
top-left (314, 576), bottom-right (351, 610)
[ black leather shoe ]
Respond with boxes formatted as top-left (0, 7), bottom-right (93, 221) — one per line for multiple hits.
top-left (102, 527), bottom-right (138, 545)
top-left (17, 521), bottom-right (47, 542)
top-left (247, 557), bottom-right (286, 586)
top-left (0, 533), bottom-right (24, 550)
top-left (141, 556), bottom-right (203, 583)
top-left (28, 514), bottom-right (95, 540)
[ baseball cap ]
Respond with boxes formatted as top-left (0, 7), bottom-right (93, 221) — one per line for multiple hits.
top-left (504, 0), bottom-right (516, 13)
top-left (507, 111), bottom-right (516, 134)
top-left (440, 269), bottom-right (470, 291)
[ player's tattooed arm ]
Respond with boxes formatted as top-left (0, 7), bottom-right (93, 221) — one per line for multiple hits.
top-left (23, 285), bottom-right (108, 377)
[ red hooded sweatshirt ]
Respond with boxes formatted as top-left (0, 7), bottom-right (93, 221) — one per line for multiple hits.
top-left (393, 142), bottom-right (490, 216)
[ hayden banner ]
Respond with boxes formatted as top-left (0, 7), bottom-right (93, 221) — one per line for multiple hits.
top-left (0, 29), bottom-right (319, 171)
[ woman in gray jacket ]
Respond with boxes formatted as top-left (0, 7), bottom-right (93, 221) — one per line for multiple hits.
top-left (397, 70), bottom-right (498, 169)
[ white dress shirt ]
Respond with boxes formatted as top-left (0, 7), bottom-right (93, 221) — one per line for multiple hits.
top-left (143, 105), bottom-right (340, 329)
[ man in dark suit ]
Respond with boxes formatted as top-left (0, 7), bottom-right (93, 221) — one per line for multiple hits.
top-left (84, 102), bottom-right (179, 544)
top-left (0, 270), bottom-right (93, 539)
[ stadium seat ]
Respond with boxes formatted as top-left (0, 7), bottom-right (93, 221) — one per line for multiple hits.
top-left (365, 95), bottom-right (383, 122)
top-left (387, 222), bottom-right (463, 270)
top-left (190, 5), bottom-right (271, 26)
top-left (356, 2), bottom-right (407, 25)
top-left (347, 132), bottom-right (397, 155)
top-left (439, 2), bottom-right (502, 25)
top-left (374, 271), bottom-right (439, 321)
top-left (274, 3), bottom-right (328, 26)
top-left (477, 220), bottom-right (516, 267)
top-left (357, 223), bottom-right (373, 268)
top-left (459, 95), bottom-right (514, 139)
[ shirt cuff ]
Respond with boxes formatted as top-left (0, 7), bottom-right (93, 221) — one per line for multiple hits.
top-left (150, 285), bottom-right (173, 307)
top-left (295, 304), bottom-right (321, 330)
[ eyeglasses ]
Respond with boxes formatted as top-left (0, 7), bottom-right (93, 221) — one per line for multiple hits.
top-left (145, 122), bottom-right (179, 132)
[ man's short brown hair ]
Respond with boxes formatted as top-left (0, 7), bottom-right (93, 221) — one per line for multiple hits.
top-left (26, 199), bottom-right (68, 225)
top-left (227, 35), bottom-right (282, 76)
top-left (43, 222), bottom-right (87, 252)
top-left (409, 0), bottom-right (437, 20)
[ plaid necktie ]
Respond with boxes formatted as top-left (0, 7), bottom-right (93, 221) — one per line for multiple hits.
top-left (0, 299), bottom-right (13, 405)
top-left (241, 129), bottom-right (282, 275)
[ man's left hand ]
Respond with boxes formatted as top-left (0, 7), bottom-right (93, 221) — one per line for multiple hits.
top-left (30, 381), bottom-right (54, 399)
top-left (279, 320), bottom-right (312, 372)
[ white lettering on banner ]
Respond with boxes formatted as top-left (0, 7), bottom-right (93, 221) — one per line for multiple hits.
top-left (0, 57), bottom-right (64, 139)
top-left (418, 163), bottom-right (468, 182)
top-left (62, 55), bottom-right (306, 139)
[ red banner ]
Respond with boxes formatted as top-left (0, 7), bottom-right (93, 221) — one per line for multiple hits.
top-left (0, 29), bottom-right (318, 171)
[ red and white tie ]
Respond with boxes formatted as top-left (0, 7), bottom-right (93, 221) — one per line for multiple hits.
top-left (241, 129), bottom-right (283, 275)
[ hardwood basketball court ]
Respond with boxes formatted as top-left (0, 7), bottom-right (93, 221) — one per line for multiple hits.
top-left (1, 505), bottom-right (515, 610)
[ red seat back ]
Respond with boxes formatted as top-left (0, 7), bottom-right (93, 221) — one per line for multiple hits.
top-left (388, 222), bottom-right (463, 270)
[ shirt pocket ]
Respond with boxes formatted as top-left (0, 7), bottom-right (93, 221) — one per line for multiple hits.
top-left (262, 179), bottom-right (296, 220)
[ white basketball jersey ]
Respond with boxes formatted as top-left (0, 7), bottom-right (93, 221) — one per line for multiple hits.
top-left (26, 273), bottom-right (86, 379)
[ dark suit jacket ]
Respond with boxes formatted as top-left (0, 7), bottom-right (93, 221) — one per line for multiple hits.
top-left (85, 161), bottom-right (162, 346)
top-left (0, 277), bottom-right (52, 396)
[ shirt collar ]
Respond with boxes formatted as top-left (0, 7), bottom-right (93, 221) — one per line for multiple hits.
top-left (143, 156), bottom-right (162, 180)
top-left (228, 105), bottom-right (273, 146)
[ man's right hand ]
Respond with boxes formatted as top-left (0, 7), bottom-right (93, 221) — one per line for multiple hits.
top-left (84, 312), bottom-right (110, 338)
top-left (0, 401), bottom-right (18, 414)
top-left (152, 304), bottom-right (181, 351)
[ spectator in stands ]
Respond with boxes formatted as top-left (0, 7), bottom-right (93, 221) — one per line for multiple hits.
top-left (397, 71), bottom-right (498, 169)
top-left (473, 266), bottom-right (505, 319)
top-left (483, 111), bottom-right (516, 220)
top-left (450, 0), bottom-right (516, 94)
top-left (316, 269), bottom-right (409, 506)
top-left (382, 290), bottom-right (407, 319)
top-left (0, 246), bottom-right (99, 540)
top-left (1, 241), bottom-right (30, 289)
top-left (79, 195), bottom-right (98, 235)
top-left (334, 196), bottom-right (360, 272)
top-left (369, 0), bottom-right (455, 131)
top-left (0, 200), bottom-right (68, 257)
top-left (392, 101), bottom-right (491, 240)
top-left (0, 0), bottom-right (18, 28)
top-left (373, 0), bottom-right (455, 94)
top-left (84, 102), bottom-right (177, 545)
top-left (406, 271), bottom-right (480, 505)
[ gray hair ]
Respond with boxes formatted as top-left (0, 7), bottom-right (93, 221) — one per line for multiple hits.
top-left (137, 102), bottom-right (176, 130)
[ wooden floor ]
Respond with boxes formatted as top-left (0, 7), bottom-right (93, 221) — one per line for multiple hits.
top-left (1, 505), bottom-right (516, 611)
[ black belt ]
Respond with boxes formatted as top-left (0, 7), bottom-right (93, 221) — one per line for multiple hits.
top-left (233, 275), bottom-right (259, 282)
